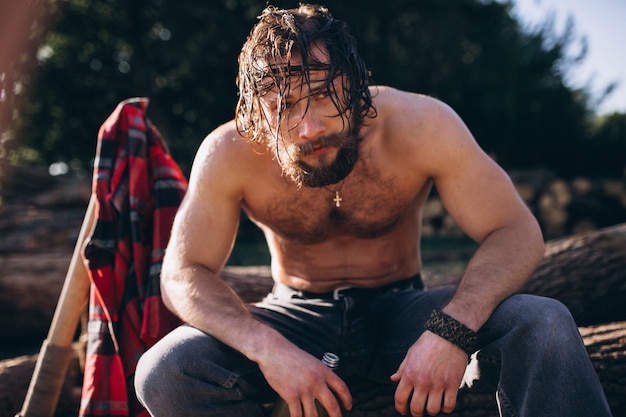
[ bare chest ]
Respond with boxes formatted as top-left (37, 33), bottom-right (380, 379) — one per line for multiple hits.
top-left (244, 170), bottom-right (428, 244)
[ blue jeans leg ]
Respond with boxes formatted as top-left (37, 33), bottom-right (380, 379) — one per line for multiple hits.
top-left (135, 325), bottom-right (274, 417)
top-left (468, 294), bottom-right (613, 417)
top-left (135, 289), bottom-right (613, 417)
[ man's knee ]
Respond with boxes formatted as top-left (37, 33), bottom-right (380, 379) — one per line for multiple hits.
top-left (493, 294), bottom-right (579, 342)
top-left (135, 325), bottom-right (217, 409)
top-left (503, 294), bottom-right (572, 321)
top-left (135, 329), bottom-right (186, 405)
top-left (135, 325), bottom-right (270, 415)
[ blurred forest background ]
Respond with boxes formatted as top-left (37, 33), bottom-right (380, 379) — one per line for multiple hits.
top-left (1, 0), bottom-right (625, 244)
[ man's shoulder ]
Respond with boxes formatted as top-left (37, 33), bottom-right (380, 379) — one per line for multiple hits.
top-left (372, 86), bottom-right (453, 120)
top-left (191, 120), bottom-right (265, 177)
top-left (204, 120), bottom-right (244, 147)
top-left (198, 120), bottom-right (260, 159)
top-left (189, 120), bottom-right (270, 195)
top-left (366, 87), bottom-right (476, 174)
top-left (369, 86), bottom-right (460, 148)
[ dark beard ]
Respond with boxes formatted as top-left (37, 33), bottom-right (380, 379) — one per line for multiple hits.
top-left (298, 144), bottom-right (359, 187)
top-left (278, 125), bottom-right (362, 188)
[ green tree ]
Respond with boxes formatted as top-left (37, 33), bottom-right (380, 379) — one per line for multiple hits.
top-left (2, 0), bottom-right (622, 179)
top-left (588, 112), bottom-right (626, 177)
top-left (8, 0), bottom-right (262, 174)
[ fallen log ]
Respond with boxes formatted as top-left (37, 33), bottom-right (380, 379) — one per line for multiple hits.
top-left (580, 322), bottom-right (626, 416)
top-left (522, 223), bottom-right (626, 326)
top-left (0, 347), bottom-right (82, 417)
top-left (0, 254), bottom-right (75, 345)
top-left (3, 224), bottom-right (625, 344)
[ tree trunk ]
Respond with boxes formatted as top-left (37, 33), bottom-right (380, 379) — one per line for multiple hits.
top-left (523, 223), bottom-right (626, 326)
top-left (3, 225), bottom-right (625, 342)
top-left (0, 254), bottom-right (74, 345)
top-left (580, 322), bottom-right (626, 416)
top-left (0, 348), bottom-right (82, 417)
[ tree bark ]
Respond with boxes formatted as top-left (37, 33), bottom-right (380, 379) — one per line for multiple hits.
top-left (3, 225), bottom-right (625, 342)
top-left (522, 223), bottom-right (626, 326)
top-left (580, 322), bottom-right (626, 416)
top-left (0, 254), bottom-right (74, 345)
top-left (0, 348), bottom-right (82, 417)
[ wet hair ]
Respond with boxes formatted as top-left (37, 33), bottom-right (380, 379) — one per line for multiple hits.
top-left (235, 3), bottom-right (376, 145)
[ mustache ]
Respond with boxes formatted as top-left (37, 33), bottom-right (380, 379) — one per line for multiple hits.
top-left (296, 134), bottom-right (354, 156)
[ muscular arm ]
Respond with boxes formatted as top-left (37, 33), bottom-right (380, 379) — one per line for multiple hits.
top-left (161, 127), bottom-right (265, 354)
top-left (389, 94), bottom-right (544, 416)
top-left (426, 101), bottom-right (545, 330)
top-left (160, 124), bottom-right (351, 417)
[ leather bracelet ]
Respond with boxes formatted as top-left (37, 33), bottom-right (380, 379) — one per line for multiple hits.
top-left (424, 309), bottom-right (478, 355)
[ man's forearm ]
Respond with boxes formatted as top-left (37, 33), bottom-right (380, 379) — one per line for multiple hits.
top-left (161, 263), bottom-right (288, 362)
top-left (442, 218), bottom-right (545, 331)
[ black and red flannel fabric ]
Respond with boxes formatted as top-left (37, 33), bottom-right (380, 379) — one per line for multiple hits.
top-left (80, 98), bottom-right (187, 417)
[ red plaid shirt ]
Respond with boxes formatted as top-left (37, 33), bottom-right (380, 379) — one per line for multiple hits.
top-left (81, 98), bottom-right (187, 416)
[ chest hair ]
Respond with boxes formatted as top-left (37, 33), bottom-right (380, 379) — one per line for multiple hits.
top-left (248, 169), bottom-right (417, 244)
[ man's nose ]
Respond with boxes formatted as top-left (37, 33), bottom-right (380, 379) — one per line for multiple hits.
top-left (297, 108), bottom-right (326, 141)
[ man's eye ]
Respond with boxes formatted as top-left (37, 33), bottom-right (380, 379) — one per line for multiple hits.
top-left (283, 102), bottom-right (293, 109)
top-left (317, 90), bottom-right (330, 99)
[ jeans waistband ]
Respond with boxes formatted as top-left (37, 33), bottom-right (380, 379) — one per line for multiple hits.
top-left (272, 274), bottom-right (423, 301)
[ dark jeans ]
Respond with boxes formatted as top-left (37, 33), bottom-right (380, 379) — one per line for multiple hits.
top-left (135, 284), bottom-right (612, 416)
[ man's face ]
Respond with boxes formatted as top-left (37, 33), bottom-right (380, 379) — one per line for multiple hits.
top-left (258, 47), bottom-right (362, 188)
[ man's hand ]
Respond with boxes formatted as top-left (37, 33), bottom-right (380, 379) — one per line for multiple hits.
top-left (391, 331), bottom-right (468, 416)
top-left (258, 345), bottom-right (352, 417)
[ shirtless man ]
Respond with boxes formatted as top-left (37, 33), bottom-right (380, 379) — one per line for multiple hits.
top-left (135, 4), bottom-right (612, 417)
